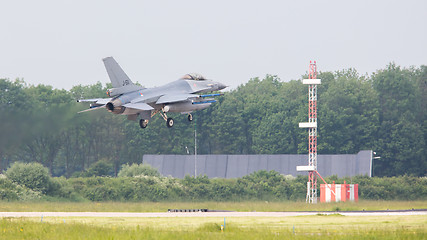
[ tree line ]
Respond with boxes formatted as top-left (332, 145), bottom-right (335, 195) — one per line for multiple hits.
top-left (0, 63), bottom-right (425, 177)
top-left (1, 162), bottom-right (425, 202)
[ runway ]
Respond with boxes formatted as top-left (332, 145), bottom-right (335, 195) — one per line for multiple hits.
top-left (1, 210), bottom-right (425, 218)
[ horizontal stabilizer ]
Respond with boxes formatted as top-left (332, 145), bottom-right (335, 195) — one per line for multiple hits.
top-left (123, 102), bottom-right (154, 111)
top-left (78, 105), bottom-right (105, 113)
top-left (77, 98), bottom-right (111, 105)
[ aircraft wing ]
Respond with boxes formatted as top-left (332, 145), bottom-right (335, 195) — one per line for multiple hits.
top-left (123, 102), bottom-right (154, 111)
top-left (155, 94), bottom-right (199, 104)
top-left (77, 98), bottom-right (112, 105)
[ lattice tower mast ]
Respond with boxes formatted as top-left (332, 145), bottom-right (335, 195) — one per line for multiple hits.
top-left (297, 61), bottom-right (321, 203)
top-left (307, 61), bottom-right (318, 203)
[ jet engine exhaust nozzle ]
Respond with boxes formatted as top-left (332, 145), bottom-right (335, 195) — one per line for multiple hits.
top-left (106, 99), bottom-right (125, 114)
top-left (106, 102), bottom-right (115, 111)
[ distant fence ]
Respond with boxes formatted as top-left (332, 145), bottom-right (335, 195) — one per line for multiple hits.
top-left (143, 150), bottom-right (372, 179)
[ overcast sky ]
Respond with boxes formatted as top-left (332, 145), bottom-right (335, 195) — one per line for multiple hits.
top-left (1, 0), bottom-right (426, 90)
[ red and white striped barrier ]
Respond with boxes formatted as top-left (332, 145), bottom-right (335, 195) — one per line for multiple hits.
top-left (320, 183), bottom-right (358, 202)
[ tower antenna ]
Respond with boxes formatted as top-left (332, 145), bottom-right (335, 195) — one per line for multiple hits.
top-left (297, 61), bottom-right (321, 203)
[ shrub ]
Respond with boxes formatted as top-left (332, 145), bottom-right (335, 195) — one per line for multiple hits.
top-left (69, 177), bottom-right (118, 201)
top-left (0, 178), bottom-right (41, 201)
top-left (5, 162), bottom-right (52, 194)
top-left (0, 178), bottom-right (19, 201)
top-left (87, 161), bottom-right (114, 177)
top-left (238, 170), bottom-right (287, 200)
top-left (209, 179), bottom-right (236, 201)
top-left (118, 163), bottom-right (160, 177)
top-left (48, 177), bottom-right (84, 201)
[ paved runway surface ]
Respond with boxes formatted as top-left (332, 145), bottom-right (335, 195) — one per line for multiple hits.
top-left (1, 210), bottom-right (425, 218)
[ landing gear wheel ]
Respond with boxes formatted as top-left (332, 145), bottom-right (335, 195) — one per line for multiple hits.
top-left (166, 118), bottom-right (174, 128)
top-left (139, 119), bottom-right (148, 128)
top-left (188, 114), bottom-right (193, 122)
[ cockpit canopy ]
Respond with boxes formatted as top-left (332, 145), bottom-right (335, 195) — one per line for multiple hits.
top-left (181, 73), bottom-right (206, 81)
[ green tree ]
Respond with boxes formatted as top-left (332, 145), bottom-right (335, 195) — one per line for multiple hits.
top-left (318, 69), bottom-right (379, 154)
top-left (372, 64), bottom-right (425, 176)
top-left (0, 79), bottom-right (32, 172)
top-left (252, 79), bottom-right (306, 154)
top-left (21, 84), bottom-right (75, 174)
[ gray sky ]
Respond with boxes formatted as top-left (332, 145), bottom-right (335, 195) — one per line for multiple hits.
top-left (1, 0), bottom-right (426, 90)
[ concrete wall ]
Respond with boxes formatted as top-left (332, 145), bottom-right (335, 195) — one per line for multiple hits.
top-left (143, 150), bottom-right (372, 178)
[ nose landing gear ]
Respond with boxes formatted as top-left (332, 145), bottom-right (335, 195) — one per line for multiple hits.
top-left (166, 118), bottom-right (174, 128)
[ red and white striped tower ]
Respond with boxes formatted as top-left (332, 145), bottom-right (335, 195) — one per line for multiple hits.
top-left (297, 61), bottom-right (321, 203)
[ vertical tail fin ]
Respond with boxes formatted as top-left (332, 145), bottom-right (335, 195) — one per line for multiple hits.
top-left (103, 57), bottom-right (135, 88)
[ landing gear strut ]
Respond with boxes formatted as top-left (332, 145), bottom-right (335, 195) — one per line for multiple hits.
top-left (159, 108), bottom-right (174, 128)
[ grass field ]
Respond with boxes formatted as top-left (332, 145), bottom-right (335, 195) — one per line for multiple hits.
top-left (1, 215), bottom-right (426, 239)
top-left (0, 200), bottom-right (426, 212)
top-left (1, 201), bottom-right (426, 239)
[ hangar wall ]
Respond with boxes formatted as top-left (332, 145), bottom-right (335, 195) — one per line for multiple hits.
top-left (143, 150), bottom-right (372, 179)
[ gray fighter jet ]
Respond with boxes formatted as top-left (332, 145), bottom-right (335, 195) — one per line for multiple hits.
top-left (78, 57), bottom-right (227, 128)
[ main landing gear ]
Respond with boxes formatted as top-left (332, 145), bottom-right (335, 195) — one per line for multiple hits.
top-left (139, 109), bottom-right (175, 129)
top-left (138, 111), bottom-right (193, 129)
top-left (158, 109), bottom-right (174, 128)
top-left (139, 119), bottom-right (148, 128)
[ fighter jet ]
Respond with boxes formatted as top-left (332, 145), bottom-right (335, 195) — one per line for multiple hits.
top-left (78, 57), bottom-right (226, 128)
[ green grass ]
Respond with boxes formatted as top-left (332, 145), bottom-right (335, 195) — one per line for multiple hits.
top-left (1, 200), bottom-right (425, 239)
top-left (1, 215), bottom-right (426, 240)
top-left (30, 215), bottom-right (427, 231)
top-left (0, 200), bottom-right (425, 212)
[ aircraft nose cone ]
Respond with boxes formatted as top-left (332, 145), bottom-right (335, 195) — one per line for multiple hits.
top-left (217, 82), bottom-right (227, 90)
